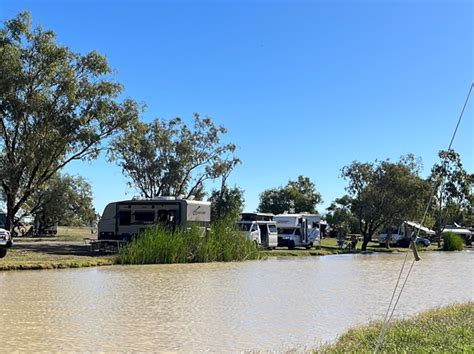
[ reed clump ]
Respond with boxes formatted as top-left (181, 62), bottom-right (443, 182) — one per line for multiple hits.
top-left (116, 219), bottom-right (260, 264)
top-left (442, 232), bottom-right (465, 251)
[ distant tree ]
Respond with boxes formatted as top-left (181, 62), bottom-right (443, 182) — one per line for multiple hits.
top-left (257, 176), bottom-right (322, 215)
top-left (0, 12), bottom-right (138, 231)
top-left (429, 150), bottom-right (473, 245)
top-left (110, 114), bottom-right (239, 200)
top-left (325, 195), bottom-right (359, 237)
top-left (209, 187), bottom-right (244, 221)
top-left (341, 155), bottom-right (430, 251)
top-left (23, 174), bottom-right (96, 232)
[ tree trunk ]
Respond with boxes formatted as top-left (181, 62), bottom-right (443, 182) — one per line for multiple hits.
top-left (361, 235), bottom-right (370, 251)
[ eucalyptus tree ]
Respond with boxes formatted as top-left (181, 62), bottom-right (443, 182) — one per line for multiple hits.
top-left (23, 173), bottom-right (96, 233)
top-left (341, 155), bottom-right (430, 251)
top-left (110, 114), bottom-right (240, 200)
top-left (429, 150), bottom-right (473, 244)
top-left (0, 12), bottom-right (138, 230)
top-left (258, 176), bottom-right (322, 215)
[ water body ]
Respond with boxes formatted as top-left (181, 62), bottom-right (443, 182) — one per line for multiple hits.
top-left (0, 252), bottom-right (472, 352)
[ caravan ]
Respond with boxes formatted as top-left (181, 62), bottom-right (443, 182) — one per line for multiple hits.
top-left (274, 213), bottom-right (321, 249)
top-left (236, 213), bottom-right (278, 249)
top-left (98, 197), bottom-right (211, 242)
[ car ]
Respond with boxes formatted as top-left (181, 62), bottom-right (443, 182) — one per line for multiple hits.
top-left (415, 237), bottom-right (431, 247)
top-left (0, 227), bottom-right (13, 258)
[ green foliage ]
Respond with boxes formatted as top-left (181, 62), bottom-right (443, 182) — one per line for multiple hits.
top-left (442, 232), bottom-right (465, 251)
top-left (341, 154), bottom-right (431, 250)
top-left (209, 186), bottom-right (244, 221)
top-left (116, 219), bottom-right (260, 264)
top-left (317, 303), bottom-right (474, 353)
top-left (23, 173), bottom-right (96, 229)
top-left (110, 114), bottom-right (240, 199)
top-left (325, 195), bottom-right (359, 236)
top-left (430, 150), bottom-right (473, 232)
top-left (258, 176), bottom-right (322, 214)
top-left (0, 12), bottom-right (138, 230)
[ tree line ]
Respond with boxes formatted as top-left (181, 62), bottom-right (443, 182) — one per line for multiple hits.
top-left (0, 12), bottom-right (472, 243)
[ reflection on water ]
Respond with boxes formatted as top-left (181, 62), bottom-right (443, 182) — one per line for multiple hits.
top-left (0, 252), bottom-right (472, 351)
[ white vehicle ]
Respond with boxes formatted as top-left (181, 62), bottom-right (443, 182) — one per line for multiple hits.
top-left (274, 213), bottom-right (321, 249)
top-left (0, 228), bottom-right (12, 258)
top-left (98, 197), bottom-right (211, 242)
top-left (378, 221), bottom-right (435, 247)
top-left (236, 213), bottom-right (278, 249)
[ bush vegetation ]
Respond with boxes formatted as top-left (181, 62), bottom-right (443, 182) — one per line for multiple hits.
top-left (116, 219), bottom-right (260, 264)
top-left (317, 302), bottom-right (474, 353)
top-left (442, 232), bottom-right (465, 251)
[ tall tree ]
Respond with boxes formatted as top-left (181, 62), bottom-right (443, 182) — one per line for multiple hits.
top-left (257, 176), bottom-right (322, 215)
top-left (110, 114), bottom-right (239, 199)
top-left (429, 150), bottom-right (473, 244)
top-left (341, 155), bottom-right (430, 251)
top-left (22, 173), bottom-right (96, 233)
top-left (0, 12), bottom-right (138, 231)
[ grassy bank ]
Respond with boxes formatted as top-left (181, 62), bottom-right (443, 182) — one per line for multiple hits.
top-left (0, 247), bottom-right (114, 271)
top-left (117, 221), bottom-right (260, 264)
top-left (316, 302), bottom-right (474, 353)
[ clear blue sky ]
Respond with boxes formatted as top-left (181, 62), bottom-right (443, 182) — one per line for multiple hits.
top-left (1, 0), bottom-right (473, 215)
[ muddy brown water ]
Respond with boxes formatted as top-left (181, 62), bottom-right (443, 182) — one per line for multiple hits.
top-left (0, 252), bottom-right (472, 352)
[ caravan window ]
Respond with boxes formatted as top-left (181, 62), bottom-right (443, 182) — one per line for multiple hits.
top-left (119, 210), bottom-right (131, 225)
top-left (237, 223), bottom-right (251, 232)
top-left (134, 211), bottom-right (155, 223)
top-left (268, 224), bottom-right (277, 233)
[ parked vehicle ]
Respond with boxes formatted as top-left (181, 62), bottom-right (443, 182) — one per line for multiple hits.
top-left (442, 225), bottom-right (472, 245)
top-left (0, 228), bottom-right (12, 258)
top-left (378, 221), bottom-right (434, 247)
top-left (236, 213), bottom-right (278, 249)
top-left (274, 213), bottom-right (321, 249)
top-left (98, 197), bottom-right (211, 243)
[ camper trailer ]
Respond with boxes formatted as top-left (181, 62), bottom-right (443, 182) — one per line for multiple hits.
top-left (98, 197), bottom-right (211, 244)
top-left (236, 213), bottom-right (278, 249)
top-left (274, 213), bottom-right (321, 249)
top-left (378, 221), bottom-right (435, 247)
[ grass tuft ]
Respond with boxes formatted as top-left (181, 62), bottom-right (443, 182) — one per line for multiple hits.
top-left (442, 232), bottom-right (465, 251)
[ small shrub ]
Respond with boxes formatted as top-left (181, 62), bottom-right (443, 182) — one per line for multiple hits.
top-left (442, 232), bottom-right (464, 251)
top-left (116, 218), bottom-right (260, 264)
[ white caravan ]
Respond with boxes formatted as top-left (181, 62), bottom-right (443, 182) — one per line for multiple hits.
top-left (98, 197), bottom-right (211, 242)
top-left (236, 213), bottom-right (278, 249)
top-left (274, 213), bottom-right (321, 249)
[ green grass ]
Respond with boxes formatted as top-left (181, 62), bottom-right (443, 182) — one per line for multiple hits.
top-left (116, 220), bottom-right (260, 264)
top-left (0, 248), bottom-right (114, 270)
top-left (443, 232), bottom-right (465, 251)
top-left (316, 302), bottom-right (474, 353)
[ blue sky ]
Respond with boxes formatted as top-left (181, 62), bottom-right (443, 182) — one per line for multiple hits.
top-left (1, 0), bottom-right (473, 215)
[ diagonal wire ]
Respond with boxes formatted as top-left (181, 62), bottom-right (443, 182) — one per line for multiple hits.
top-left (373, 82), bottom-right (473, 353)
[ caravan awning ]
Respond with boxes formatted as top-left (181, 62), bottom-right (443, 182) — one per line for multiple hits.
top-left (404, 221), bottom-right (436, 235)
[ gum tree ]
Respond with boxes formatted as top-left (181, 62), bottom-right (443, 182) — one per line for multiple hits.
top-left (110, 114), bottom-right (240, 200)
top-left (341, 155), bottom-right (430, 251)
top-left (0, 12), bottom-right (138, 230)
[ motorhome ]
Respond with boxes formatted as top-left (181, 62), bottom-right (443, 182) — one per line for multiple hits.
top-left (378, 221), bottom-right (435, 247)
top-left (236, 213), bottom-right (278, 249)
top-left (98, 197), bottom-right (211, 242)
top-left (0, 212), bottom-right (12, 258)
top-left (274, 213), bottom-right (321, 249)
